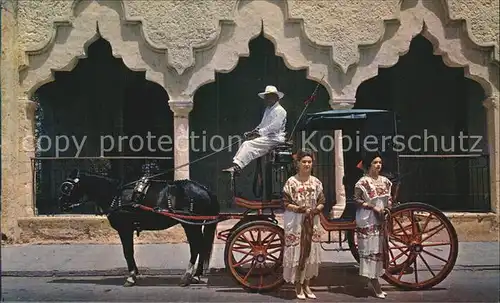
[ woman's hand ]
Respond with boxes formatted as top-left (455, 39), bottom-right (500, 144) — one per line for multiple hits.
top-left (372, 206), bottom-right (383, 214)
top-left (361, 202), bottom-right (372, 210)
top-left (296, 205), bottom-right (307, 213)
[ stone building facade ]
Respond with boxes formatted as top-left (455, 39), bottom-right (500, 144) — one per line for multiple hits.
top-left (1, 0), bottom-right (499, 243)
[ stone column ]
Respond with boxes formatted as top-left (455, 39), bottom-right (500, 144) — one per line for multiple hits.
top-left (168, 100), bottom-right (193, 180)
top-left (483, 96), bottom-right (499, 215)
top-left (18, 96), bottom-right (39, 216)
top-left (329, 99), bottom-right (355, 218)
top-left (1, 0), bottom-right (21, 239)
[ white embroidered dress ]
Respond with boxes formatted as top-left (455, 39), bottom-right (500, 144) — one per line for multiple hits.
top-left (282, 175), bottom-right (325, 284)
top-left (354, 175), bottom-right (392, 279)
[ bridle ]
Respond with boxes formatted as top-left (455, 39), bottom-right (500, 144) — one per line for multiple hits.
top-left (59, 175), bottom-right (102, 213)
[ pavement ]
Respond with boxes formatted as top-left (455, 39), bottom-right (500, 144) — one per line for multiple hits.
top-left (2, 242), bottom-right (499, 275)
top-left (1, 242), bottom-right (499, 302)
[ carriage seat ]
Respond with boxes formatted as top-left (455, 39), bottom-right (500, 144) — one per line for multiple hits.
top-left (268, 141), bottom-right (294, 165)
top-left (272, 140), bottom-right (294, 149)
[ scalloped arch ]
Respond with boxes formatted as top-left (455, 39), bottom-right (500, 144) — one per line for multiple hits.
top-left (177, 0), bottom-right (340, 102)
top-left (19, 0), bottom-right (170, 99)
top-left (343, 0), bottom-right (499, 99)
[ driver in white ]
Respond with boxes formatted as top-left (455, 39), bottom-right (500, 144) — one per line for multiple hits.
top-left (223, 85), bottom-right (287, 173)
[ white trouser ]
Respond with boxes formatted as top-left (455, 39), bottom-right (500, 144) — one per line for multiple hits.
top-left (233, 136), bottom-right (284, 169)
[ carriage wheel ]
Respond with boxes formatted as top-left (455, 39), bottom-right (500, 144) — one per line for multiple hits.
top-left (384, 202), bottom-right (458, 290)
top-left (224, 220), bottom-right (285, 292)
top-left (346, 202), bottom-right (458, 290)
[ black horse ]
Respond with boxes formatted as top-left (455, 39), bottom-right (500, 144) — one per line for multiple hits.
top-left (58, 169), bottom-right (220, 287)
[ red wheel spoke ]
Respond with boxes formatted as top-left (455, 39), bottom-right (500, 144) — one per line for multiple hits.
top-left (232, 248), bottom-right (252, 254)
top-left (234, 254), bottom-right (254, 267)
top-left (393, 217), bottom-right (410, 238)
top-left (233, 244), bottom-right (252, 249)
top-left (267, 243), bottom-right (283, 249)
top-left (243, 260), bottom-right (256, 282)
top-left (389, 234), bottom-right (409, 245)
top-left (392, 224), bottom-right (413, 235)
top-left (257, 229), bottom-right (262, 245)
top-left (410, 210), bottom-right (419, 236)
top-left (413, 257), bottom-right (418, 284)
top-left (419, 253), bottom-right (436, 277)
top-left (422, 249), bottom-right (448, 263)
top-left (267, 247), bottom-right (282, 255)
top-left (389, 239), bottom-right (409, 253)
top-left (390, 248), bottom-right (410, 264)
top-left (388, 246), bottom-right (397, 265)
top-left (249, 230), bottom-right (256, 243)
top-left (397, 259), bottom-right (411, 281)
top-left (263, 234), bottom-right (277, 248)
top-left (420, 213), bottom-right (434, 233)
top-left (233, 243), bottom-right (252, 249)
top-left (421, 242), bottom-right (451, 247)
top-left (261, 232), bottom-right (274, 245)
top-left (421, 224), bottom-right (446, 242)
top-left (266, 253), bottom-right (280, 262)
top-left (240, 233), bottom-right (255, 249)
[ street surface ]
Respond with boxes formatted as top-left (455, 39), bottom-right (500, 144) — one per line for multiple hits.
top-left (2, 242), bottom-right (499, 302)
top-left (2, 267), bottom-right (499, 302)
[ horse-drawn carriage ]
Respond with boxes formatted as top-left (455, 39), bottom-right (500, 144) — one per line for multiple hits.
top-left (58, 108), bottom-right (459, 293)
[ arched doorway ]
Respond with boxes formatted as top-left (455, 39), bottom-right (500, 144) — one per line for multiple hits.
top-left (191, 33), bottom-right (331, 209)
top-left (355, 34), bottom-right (490, 212)
top-left (33, 37), bottom-right (173, 215)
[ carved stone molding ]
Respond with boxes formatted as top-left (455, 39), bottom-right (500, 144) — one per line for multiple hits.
top-left (168, 100), bottom-right (194, 117)
top-left (342, 0), bottom-right (499, 99)
top-left (175, 0), bottom-right (340, 101)
top-left (16, 0), bottom-right (499, 103)
top-left (18, 96), bottom-right (38, 121)
top-left (483, 96), bottom-right (499, 110)
top-left (445, 0), bottom-right (499, 63)
top-left (330, 98), bottom-right (356, 110)
top-left (18, 0), bottom-right (236, 78)
top-left (19, 0), bottom-right (169, 98)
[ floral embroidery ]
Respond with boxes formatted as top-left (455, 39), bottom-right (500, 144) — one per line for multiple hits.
top-left (355, 225), bottom-right (383, 239)
top-left (285, 233), bottom-right (300, 246)
top-left (312, 232), bottom-right (322, 242)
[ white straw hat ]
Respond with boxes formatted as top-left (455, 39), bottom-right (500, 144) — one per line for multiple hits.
top-left (258, 85), bottom-right (284, 99)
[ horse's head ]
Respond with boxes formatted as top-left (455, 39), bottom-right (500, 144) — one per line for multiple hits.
top-left (59, 168), bottom-right (85, 212)
top-left (58, 168), bottom-right (120, 214)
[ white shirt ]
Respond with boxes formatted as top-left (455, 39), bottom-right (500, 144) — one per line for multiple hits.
top-left (256, 102), bottom-right (287, 140)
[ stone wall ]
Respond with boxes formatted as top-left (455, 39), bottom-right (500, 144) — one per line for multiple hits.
top-left (1, 0), bottom-right (499, 242)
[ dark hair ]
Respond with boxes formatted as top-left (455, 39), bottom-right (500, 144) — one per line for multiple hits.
top-left (295, 148), bottom-right (315, 162)
top-left (362, 151), bottom-right (383, 171)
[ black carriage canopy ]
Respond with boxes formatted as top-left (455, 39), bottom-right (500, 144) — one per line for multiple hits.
top-left (297, 108), bottom-right (394, 132)
top-left (297, 108), bottom-right (401, 182)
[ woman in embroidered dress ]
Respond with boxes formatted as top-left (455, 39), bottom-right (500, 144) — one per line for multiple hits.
top-left (282, 148), bottom-right (325, 300)
top-left (354, 152), bottom-right (393, 299)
